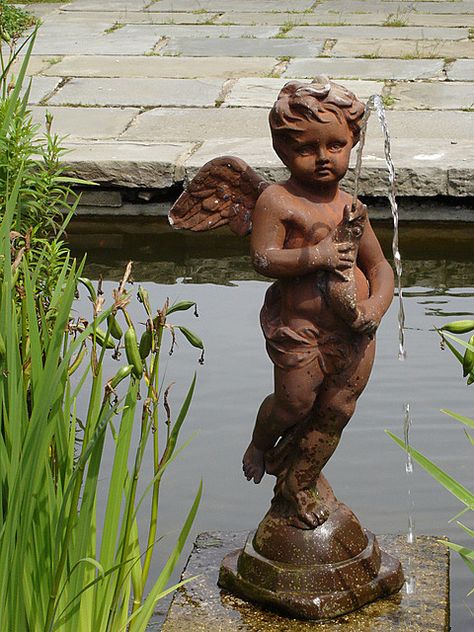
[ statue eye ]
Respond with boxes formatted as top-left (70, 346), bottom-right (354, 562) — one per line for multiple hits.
top-left (329, 142), bottom-right (345, 151)
top-left (296, 145), bottom-right (313, 156)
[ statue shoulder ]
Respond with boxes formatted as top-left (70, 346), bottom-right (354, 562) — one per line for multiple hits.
top-left (254, 183), bottom-right (294, 221)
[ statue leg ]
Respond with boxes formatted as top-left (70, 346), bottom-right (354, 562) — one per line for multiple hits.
top-left (243, 362), bottom-right (325, 484)
top-left (281, 337), bottom-right (376, 528)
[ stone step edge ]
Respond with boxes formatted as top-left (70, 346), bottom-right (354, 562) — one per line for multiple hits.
top-left (61, 158), bottom-right (473, 197)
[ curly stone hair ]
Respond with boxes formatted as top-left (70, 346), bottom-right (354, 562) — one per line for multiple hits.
top-left (269, 76), bottom-right (366, 149)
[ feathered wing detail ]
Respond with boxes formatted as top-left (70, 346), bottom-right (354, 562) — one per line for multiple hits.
top-left (169, 156), bottom-right (269, 237)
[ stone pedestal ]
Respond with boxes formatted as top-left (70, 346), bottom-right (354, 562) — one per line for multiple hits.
top-left (163, 531), bottom-right (450, 632)
top-left (219, 496), bottom-right (404, 621)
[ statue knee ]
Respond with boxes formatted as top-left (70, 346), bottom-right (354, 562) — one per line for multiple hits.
top-left (274, 395), bottom-right (314, 428)
top-left (319, 399), bottom-right (355, 433)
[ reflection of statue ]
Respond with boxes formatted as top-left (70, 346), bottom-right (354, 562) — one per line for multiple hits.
top-left (170, 77), bottom-right (404, 620)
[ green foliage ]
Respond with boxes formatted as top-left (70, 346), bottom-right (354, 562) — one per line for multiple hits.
top-left (0, 32), bottom-right (203, 629)
top-left (0, 31), bottom-right (88, 320)
top-left (387, 318), bottom-right (474, 595)
top-left (0, 0), bottom-right (36, 42)
top-left (0, 197), bottom-right (203, 629)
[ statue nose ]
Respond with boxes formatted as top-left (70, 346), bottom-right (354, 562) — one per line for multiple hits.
top-left (315, 147), bottom-right (329, 164)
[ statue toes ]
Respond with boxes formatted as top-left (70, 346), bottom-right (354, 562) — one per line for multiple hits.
top-left (315, 505), bottom-right (330, 525)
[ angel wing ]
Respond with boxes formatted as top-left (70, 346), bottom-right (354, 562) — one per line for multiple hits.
top-left (169, 156), bottom-right (269, 237)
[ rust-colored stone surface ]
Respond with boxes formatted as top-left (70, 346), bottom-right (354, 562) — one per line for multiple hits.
top-left (170, 78), bottom-right (401, 619)
top-left (163, 532), bottom-right (449, 632)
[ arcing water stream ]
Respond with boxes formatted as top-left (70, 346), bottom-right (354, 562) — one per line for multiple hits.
top-left (353, 94), bottom-right (415, 594)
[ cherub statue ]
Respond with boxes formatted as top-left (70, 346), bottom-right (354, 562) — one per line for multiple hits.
top-left (170, 76), bottom-right (394, 531)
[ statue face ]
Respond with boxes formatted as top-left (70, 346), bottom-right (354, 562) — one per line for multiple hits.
top-left (276, 113), bottom-right (353, 188)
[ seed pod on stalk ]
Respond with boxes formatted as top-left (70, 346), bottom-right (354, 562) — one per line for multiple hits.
top-left (107, 314), bottom-right (123, 340)
top-left (440, 320), bottom-right (474, 334)
top-left (139, 323), bottom-right (153, 359)
top-left (462, 334), bottom-right (474, 377)
top-left (125, 326), bottom-right (143, 378)
top-left (93, 327), bottom-right (115, 349)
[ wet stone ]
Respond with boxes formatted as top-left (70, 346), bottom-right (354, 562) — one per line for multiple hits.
top-left (163, 532), bottom-right (449, 632)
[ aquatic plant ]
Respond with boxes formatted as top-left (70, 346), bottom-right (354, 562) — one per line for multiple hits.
top-left (0, 0), bottom-right (36, 42)
top-left (0, 186), bottom-right (203, 629)
top-left (0, 29), bottom-right (203, 630)
top-left (0, 30), bottom-right (84, 314)
top-left (387, 319), bottom-right (474, 595)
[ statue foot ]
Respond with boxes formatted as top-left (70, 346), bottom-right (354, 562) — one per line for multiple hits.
top-left (282, 485), bottom-right (330, 529)
top-left (243, 441), bottom-right (265, 484)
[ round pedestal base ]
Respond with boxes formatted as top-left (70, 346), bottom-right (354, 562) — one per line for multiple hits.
top-left (218, 502), bottom-right (404, 621)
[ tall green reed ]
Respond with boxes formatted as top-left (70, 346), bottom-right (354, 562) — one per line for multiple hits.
top-left (0, 189), bottom-right (203, 630)
top-left (0, 28), bottom-right (203, 631)
top-left (0, 29), bottom-right (88, 313)
top-left (387, 318), bottom-right (474, 595)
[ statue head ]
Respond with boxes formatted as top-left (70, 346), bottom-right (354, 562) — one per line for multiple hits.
top-left (269, 77), bottom-right (366, 164)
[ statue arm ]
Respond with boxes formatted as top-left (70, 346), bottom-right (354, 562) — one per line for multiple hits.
top-left (250, 190), bottom-right (355, 280)
top-left (357, 219), bottom-right (394, 320)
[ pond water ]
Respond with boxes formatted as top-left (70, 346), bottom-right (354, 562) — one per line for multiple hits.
top-left (72, 220), bottom-right (473, 630)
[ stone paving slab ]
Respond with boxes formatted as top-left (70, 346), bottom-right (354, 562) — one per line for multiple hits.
top-left (63, 0), bottom-right (151, 10)
top-left (16, 3), bottom-right (60, 18)
top-left (120, 108), bottom-right (474, 143)
top-left (62, 141), bottom-right (194, 188)
top-left (447, 60), bottom-right (474, 81)
top-left (366, 111), bottom-right (474, 141)
top-left (161, 37), bottom-right (324, 57)
top-left (184, 137), bottom-right (474, 197)
top-left (48, 77), bottom-right (224, 107)
top-left (216, 11), bottom-right (474, 27)
top-left (126, 25), bottom-right (280, 38)
top-left (24, 77), bottom-right (62, 105)
top-left (13, 0), bottom-right (474, 201)
top-left (13, 56), bottom-right (57, 77)
top-left (390, 82), bottom-right (474, 111)
top-left (102, 12), bottom-right (223, 24)
top-left (331, 39), bottom-right (474, 59)
top-left (223, 78), bottom-right (385, 108)
top-left (316, 0), bottom-right (474, 14)
top-left (43, 56), bottom-right (278, 79)
top-left (163, 532), bottom-right (449, 632)
top-left (285, 58), bottom-right (445, 81)
top-left (147, 0), bottom-right (315, 12)
top-left (183, 138), bottom-right (287, 183)
top-left (291, 25), bottom-right (470, 40)
top-left (31, 25), bottom-right (161, 56)
top-left (121, 107), bottom-right (271, 142)
top-left (30, 106), bottom-right (139, 140)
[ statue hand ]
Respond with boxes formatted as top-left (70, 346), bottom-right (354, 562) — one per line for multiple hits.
top-left (350, 302), bottom-right (380, 336)
top-left (315, 234), bottom-right (356, 280)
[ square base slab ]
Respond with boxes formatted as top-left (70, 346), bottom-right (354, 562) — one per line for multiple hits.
top-left (163, 532), bottom-right (449, 632)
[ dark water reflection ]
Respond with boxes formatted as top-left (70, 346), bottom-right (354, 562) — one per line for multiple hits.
top-left (72, 222), bottom-right (473, 630)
